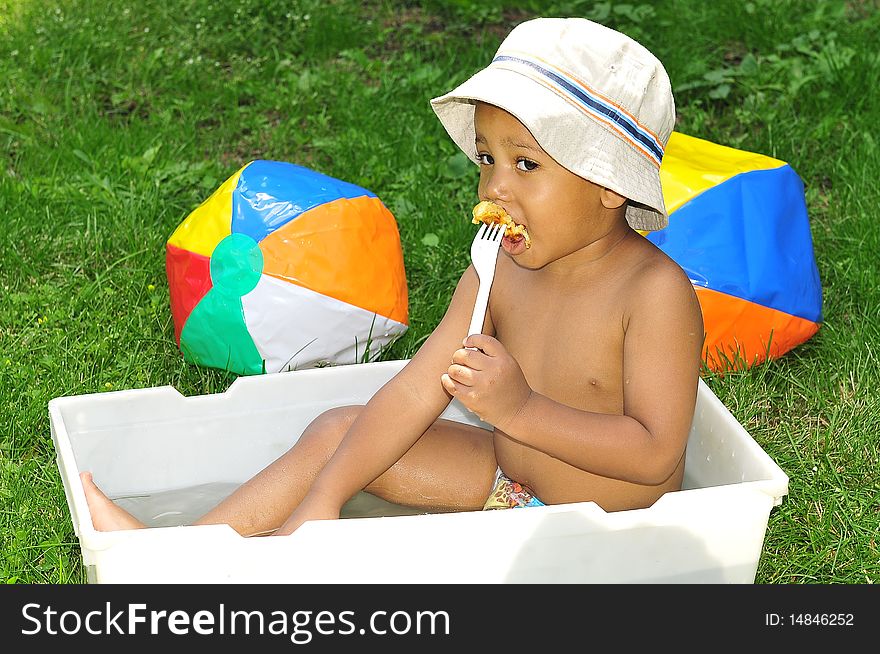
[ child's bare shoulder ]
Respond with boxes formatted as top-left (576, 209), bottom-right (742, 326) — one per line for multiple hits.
top-left (626, 239), bottom-right (702, 322)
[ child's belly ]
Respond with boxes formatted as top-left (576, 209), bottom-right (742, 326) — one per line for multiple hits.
top-left (493, 432), bottom-right (685, 512)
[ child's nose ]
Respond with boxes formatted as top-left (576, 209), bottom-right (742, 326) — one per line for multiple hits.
top-left (482, 166), bottom-right (512, 201)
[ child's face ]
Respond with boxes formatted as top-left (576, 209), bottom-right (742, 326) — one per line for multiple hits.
top-left (473, 103), bottom-right (627, 269)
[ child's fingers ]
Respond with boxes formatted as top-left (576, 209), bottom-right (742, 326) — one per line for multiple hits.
top-left (446, 364), bottom-right (474, 386)
top-left (440, 373), bottom-right (459, 395)
top-left (451, 347), bottom-right (485, 369)
top-left (463, 333), bottom-right (500, 355)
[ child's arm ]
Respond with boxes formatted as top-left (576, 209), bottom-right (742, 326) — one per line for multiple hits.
top-left (442, 265), bottom-right (704, 486)
top-left (275, 265), bottom-right (484, 533)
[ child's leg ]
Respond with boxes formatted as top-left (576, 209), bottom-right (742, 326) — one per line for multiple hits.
top-left (81, 406), bottom-right (497, 535)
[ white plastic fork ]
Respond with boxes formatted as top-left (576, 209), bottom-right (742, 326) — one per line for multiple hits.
top-left (467, 223), bottom-right (504, 340)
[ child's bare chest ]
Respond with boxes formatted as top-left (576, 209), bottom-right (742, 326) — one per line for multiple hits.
top-left (489, 270), bottom-right (627, 413)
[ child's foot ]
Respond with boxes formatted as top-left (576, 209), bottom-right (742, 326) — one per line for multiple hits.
top-left (80, 471), bottom-right (146, 531)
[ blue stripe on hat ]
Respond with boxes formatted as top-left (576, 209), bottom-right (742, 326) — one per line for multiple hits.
top-left (492, 54), bottom-right (664, 166)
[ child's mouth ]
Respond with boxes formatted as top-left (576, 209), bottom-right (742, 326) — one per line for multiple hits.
top-left (502, 234), bottom-right (528, 255)
top-left (472, 201), bottom-right (531, 251)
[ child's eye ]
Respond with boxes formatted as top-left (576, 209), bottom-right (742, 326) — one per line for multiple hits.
top-left (516, 158), bottom-right (539, 171)
top-left (476, 153), bottom-right (494, 165)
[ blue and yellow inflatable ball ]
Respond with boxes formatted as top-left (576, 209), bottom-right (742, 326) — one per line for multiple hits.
top-left (166, 160), bottom-right (409, 375)
top-left (654, 132), bottom-right (822, 371)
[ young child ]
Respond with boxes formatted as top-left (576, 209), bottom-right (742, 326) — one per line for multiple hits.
top-left (81, 17), bottom-right (704, 536)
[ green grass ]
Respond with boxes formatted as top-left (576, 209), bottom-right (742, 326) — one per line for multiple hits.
top-left (1, 0), bottom-right (877, 584)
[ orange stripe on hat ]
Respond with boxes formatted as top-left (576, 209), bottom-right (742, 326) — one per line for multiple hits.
top-left (259, 196), bottom-right (409, 326)
top-left (696, 287), bottom-right (819, 372)
top-left (513, 67), bottom-right (662, 168)
top-left (508, 49), bottom-right (664, 147)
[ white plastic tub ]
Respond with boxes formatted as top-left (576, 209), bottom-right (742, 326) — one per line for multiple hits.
top-left (49, 359), bottom-right (788, 584)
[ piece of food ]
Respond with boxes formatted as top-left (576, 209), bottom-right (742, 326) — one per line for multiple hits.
top-left (472, 201), bottom-right (531, 248)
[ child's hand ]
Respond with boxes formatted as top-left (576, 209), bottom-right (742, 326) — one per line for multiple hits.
top-left (441, 334), bottom-right (532, 430)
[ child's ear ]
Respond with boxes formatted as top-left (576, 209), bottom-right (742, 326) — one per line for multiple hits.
top-left (600, 187), bottom-right (627, 210)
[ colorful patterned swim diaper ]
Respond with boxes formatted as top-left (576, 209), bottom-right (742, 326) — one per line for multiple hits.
top-left (482, 468), bottom-right (545, 510)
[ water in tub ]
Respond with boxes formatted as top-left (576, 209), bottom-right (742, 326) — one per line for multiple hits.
top-left (113, 483), bottom-right (431, 528)
top-left (112, 467), bottom-right (702, 527)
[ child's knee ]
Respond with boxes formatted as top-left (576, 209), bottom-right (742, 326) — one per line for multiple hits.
top-left (292, 406), bottom-right (362, 461)
top-left (303, 405), bottom-right (361, 442)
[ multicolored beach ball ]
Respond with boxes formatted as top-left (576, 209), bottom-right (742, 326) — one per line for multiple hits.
top-left (166, 160), bottom-right (409, 375)
top-left (654, 132), bottom-right (823, 372)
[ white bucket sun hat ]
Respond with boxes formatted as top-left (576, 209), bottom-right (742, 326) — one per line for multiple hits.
top-left (430, 17), bottom-right (675, 231)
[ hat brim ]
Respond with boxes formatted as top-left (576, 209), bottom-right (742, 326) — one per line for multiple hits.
top-left (431, 66), bottom-right (668, 232)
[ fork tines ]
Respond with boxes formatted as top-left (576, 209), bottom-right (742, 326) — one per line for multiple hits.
top-left (477, 223), bottom-right (502, 240)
